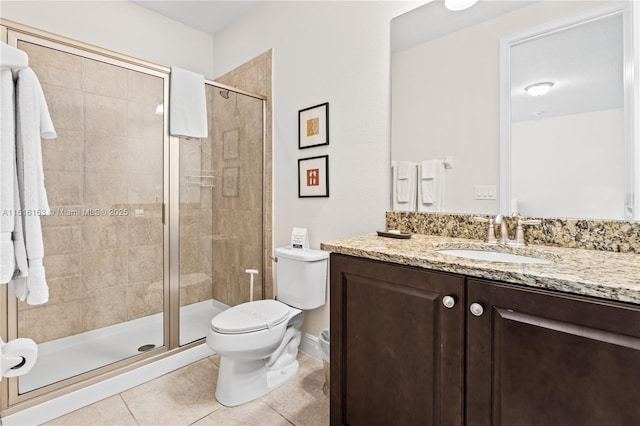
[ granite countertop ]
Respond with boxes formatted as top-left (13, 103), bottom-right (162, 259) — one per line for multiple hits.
top-left (320, 233), bottom-right (640, 305)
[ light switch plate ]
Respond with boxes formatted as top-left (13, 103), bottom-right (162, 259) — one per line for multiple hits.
top-left (475, 185), bottom-right (497, 200)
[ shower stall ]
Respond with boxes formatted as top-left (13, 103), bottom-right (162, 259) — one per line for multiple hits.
top-left (0, 22), bottom-right (267, 413)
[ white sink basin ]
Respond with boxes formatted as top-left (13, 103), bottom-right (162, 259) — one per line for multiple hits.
top-left (437, 249), bottom-right (552, 265)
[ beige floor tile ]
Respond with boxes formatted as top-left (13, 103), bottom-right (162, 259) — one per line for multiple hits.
top-left (208, 354), bottom-right (221, 366)
top-left (45, 352), bottom-right (327, 426)
top-left (121, 358), bottom-right (221, 426)
top-left (43, 395), bottom-right (136, 426)
top-left (262, 353), bottom-right (329, 426)
top-left (192, 399), bottom-right (291, 426)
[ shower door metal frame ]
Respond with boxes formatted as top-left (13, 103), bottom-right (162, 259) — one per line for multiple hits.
top-left (0, 20), bottom-right (176, 414)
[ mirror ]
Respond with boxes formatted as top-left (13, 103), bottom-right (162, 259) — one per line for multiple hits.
top-left (391, 0), bottom-right (638, 220)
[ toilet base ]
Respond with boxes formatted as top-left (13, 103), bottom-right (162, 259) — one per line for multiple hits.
top-left (215, 353), bottom-right (299, 407)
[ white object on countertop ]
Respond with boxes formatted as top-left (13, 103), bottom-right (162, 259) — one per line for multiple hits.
top-left (511, 198), bottom-right (520, 216)
top-left (291, 227), bottom-right (309, 249)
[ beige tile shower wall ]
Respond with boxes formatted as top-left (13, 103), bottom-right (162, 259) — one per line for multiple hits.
top-left (214, 50), bottom-right (273, 303)
top-left (209, 87), bottom-right (263, 306)
top-left (17, 42), bottom-right (165, 343)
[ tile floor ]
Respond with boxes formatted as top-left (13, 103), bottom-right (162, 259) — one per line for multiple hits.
top-left (43, 353), bottom-right (329, 426)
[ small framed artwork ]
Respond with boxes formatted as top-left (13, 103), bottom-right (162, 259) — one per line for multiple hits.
top-left (298, 102), bottom-right (329, 149)
top-left (298, 155), bottom-right (329, 198)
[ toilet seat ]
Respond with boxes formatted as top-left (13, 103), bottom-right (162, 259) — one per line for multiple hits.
top-left (211, 300), bottom-right (291, 334)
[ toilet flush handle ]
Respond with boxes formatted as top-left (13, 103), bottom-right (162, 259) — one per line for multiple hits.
top-left (245, 269), bottom-right (259, 302)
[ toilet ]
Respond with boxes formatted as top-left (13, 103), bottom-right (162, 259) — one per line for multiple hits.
top-left (206, 246), bottom-right (329, 407)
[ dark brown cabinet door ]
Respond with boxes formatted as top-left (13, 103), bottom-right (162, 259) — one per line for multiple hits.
top-left (467, 278), bottom-right (640, 426)
top-left (330, 254), bottom-right (465, 426)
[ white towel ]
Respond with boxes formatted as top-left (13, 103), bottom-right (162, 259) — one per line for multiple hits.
top-left (11, 264), bottom-right (47, 305)
top-left (169, 67), bottom-right (208, 138)
top-left (397, 161), bottom-right (412, 180)
top-left (0, 239), bottom-right (13, 285)
top-left (0, 69), bottom-right (16, 283)
top-left (396, 161), bottom-right (412, 203)
top-left (12, 67), bottom-right (56, 305)
top-left (0, 42), bottom-right (28, 70)
top-left (420, 160), bottom-right (437, 204)
top-left (12, 171), bottom-right (27, 280)
top-left (418, 159), bottom-right (445, 212)
top-left (392, 161), bottom-right (417, 211)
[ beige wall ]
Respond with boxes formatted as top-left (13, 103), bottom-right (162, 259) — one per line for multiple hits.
top-left (18, 41), bottom-right (165, 343)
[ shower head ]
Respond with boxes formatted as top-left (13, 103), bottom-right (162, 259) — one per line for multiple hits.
top-left (219, 90), bottom-right (230, 99)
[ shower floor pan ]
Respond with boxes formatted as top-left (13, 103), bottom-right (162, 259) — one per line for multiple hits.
top-left (19, 299), bottom-right (227, 394)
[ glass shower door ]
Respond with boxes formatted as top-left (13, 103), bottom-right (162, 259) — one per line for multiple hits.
top-left (178, 84), bottom-right (264, 345)
top-left (12, 37), bottom-right (167, 394)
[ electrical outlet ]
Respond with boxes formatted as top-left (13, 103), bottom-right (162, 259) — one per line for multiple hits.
top-left (475, 185), bottom-right (497, 200)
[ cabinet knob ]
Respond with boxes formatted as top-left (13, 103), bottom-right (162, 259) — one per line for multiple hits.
top-left (442, 295), bottom-right (456, 308)
top-left (470, 303), bottom-right (484, 316)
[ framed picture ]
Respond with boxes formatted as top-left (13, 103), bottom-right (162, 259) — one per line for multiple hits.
top-left (298, 102), bottom-right (329, 149)
top-left (298, 155), bottom-right (329, 198)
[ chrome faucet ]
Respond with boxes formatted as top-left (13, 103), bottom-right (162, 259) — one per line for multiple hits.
top-left (475, 214), bottom-right (541, 246)
top-left (494, 214), bottom-right (541, 246)
top-left (493, 214), bottom-right (512, 245)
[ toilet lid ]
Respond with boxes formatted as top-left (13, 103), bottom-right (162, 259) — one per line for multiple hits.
top-left (211, 300), bottom-right (291, 334)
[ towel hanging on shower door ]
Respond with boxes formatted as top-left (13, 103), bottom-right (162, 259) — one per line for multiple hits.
top-left (169, 66), bottom-right (208, 138)
top-left (11, 67), bottom-right (57, 305)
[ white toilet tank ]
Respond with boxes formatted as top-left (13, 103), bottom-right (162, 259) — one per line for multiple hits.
top-left (275, 247), bottom-right (329, 310)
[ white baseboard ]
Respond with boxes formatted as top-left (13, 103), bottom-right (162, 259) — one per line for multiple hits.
top-left (298, 332), bottom-right (323, 360)
top-left (2, 344), bottom-right (214, 426)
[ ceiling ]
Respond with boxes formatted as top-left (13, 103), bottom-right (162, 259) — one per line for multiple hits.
top-left (510, 12), bottom-right (623, 122)
top-left (131, 1), bottom-right (262, 35)
top-left (391, 0), bottom-right (536, 53)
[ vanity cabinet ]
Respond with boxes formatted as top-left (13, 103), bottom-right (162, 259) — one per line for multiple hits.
top-left (466, 278), bottom-right (640, 426)
top-left (330, 254), bottom-right (640, 426)
top-left (330, 254), bottom-right (465, 426)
